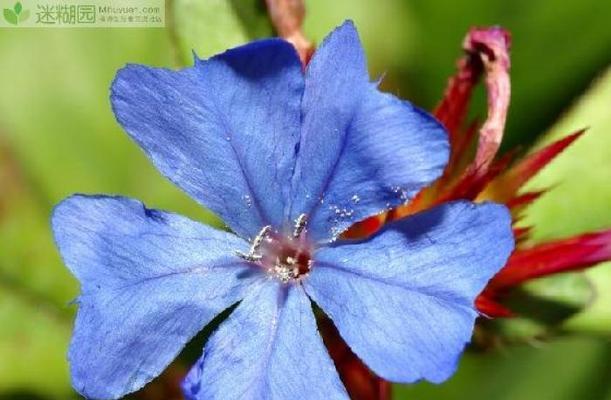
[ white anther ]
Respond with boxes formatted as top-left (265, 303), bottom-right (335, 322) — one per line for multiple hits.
top-left (252, 225), bottom-right (272, 252)
top-left (236, 251), bottom-right (263, 262)
top-left (293, 214), bottom-right (308, 238)
top-left (236, 225), bottom-right (271, 263)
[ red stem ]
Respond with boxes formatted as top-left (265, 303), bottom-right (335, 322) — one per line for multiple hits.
top-left (264, 0), bottom-right (314, 65)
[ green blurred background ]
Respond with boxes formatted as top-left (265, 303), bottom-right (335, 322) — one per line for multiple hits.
top-left (0, 0), bottom-right (610, 399)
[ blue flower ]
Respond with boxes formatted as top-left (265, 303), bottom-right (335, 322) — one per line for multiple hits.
top-left (51, 21), bottom-right (514, 400)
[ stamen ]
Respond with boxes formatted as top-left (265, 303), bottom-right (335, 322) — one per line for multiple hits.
top-left (236, 218), bottom-right (313, 283)
top-left (236, 225), bottom-right (271, 262)
top-left (236, 251), bottom-right (262, 262)
top-left (252, 225), bottom-right (272, 251)
top-left (293, 214), bottom-right (308, 238)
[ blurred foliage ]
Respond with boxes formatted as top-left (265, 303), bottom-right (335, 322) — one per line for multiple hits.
top-left (0, 0), bottom-right (609, 399)
top-left (523, 68), bottom-right (611, 243)
top-left (396, 336), bottom-right (611, 400)
top-left (477, 67), bottom-right (611, 343)
top-left (170, 0), bottom-right (272, 63)
top-left (524, 68), bottom-right (611, 335)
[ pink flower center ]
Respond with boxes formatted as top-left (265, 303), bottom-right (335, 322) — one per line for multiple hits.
top-left (237, 214), bottom-right (313, 283)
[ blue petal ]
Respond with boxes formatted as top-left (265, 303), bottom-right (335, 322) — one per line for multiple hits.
top-left (111, 39), bottom-right (304, 240)
top-left (52, 195), bottom-right (260, 399)
top-left (289, 21), bottom-right (449, 242)
top-left (182, 282), bottom-right (348, 400)
top-left (304, 202), bottom-right (514, 383)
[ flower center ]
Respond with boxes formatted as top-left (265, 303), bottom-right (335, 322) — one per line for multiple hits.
top-left (236, 214), bottom-right (313, 283)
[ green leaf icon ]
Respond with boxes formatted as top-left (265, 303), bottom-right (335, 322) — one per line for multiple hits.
top-left (14, 2), bottom-right (22, 14)
top-left (3, 8), bottom-right (18, 25)
top-left (19, 8), bottom-right (29, 22)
